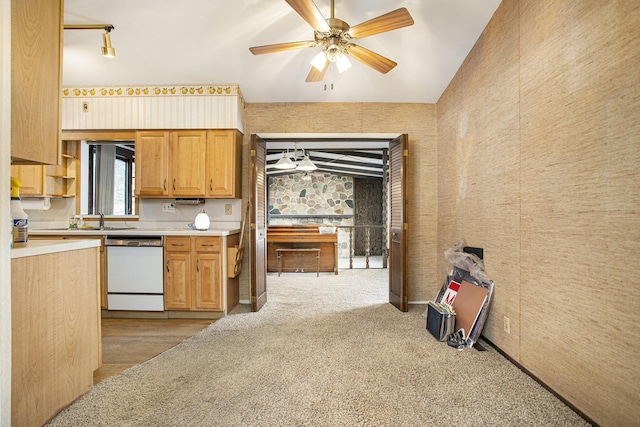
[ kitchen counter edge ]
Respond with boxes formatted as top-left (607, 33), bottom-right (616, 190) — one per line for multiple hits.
top-left (29, 228), bottom-right (241, 237)
top-left (11, 239), bottom-right (102, 259)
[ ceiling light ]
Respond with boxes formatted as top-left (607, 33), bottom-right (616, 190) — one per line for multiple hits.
top-left (310, 51), bottom-right (327, 71)
top-left (296, 155), bottom-right (318, 172)
top-left (64, 24), bottom-right (116, 58)
top-left (336, 55), bottom-right (352, 73)
top-left (325, 39), bottom-right (342, 63)
top-left (102, 30), bottom-right (116, 58)
top-left (274, 153), bottom-right (297, 170)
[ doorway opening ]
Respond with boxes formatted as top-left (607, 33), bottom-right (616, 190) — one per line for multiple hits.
top-left (265, 137), bottom-right (391, 274)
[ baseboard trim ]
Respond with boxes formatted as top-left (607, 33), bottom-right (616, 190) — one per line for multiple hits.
top-left (480, 336), bottom-right (598, 427)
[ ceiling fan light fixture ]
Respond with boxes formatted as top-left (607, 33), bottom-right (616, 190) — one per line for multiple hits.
top-left (274, 153), bottom-right (297, 170)
top-left (325, 42), bottom-right (343, 63)
top-left (101, 31), bottom-right (116, 58)
top-left (296, 155), bottom-right (318, 172)
top-left (336, 54), bottom-right (352, 73)
top-left (310, 51), bottom-right (327, 71)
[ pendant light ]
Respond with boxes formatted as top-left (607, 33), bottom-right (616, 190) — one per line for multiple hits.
top-left (274, 152), bottom-right (297, 169)
top-left (296, 155), bottom-right (318, 172)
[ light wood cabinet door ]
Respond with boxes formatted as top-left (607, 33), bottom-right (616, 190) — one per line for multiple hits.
top-left (10, 165), bottom-right (44, 196)
top-left (194, 253), bottom-right (223, 311)
top-left (170, 130), bottom-right (207, 197)
top-left (136, 131), bottom-right (170, 196)
top-left (11, 0), bottom-right (63, 165)
top-left (164, 252), bottom-right (192, 310)
top-left (206, 130), bottom-right (242, 198)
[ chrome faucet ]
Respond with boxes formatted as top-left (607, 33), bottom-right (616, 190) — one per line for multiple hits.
top-left (98, 212), bottom-right (105, 229)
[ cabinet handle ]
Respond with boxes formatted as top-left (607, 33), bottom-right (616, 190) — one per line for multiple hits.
top-left (210, 179), bottom-right (213, 191)
top-left (196, 258), bottom-right (200, 272)
top-left (173, 179), bottom-right (176, 191)
top-left (166, 260), bottom-right (170, 273)
top-left (163, 179), bottom-right (167, 191)
top-left (202, 244), bottom-right (215, 247)
top-left (172, 243), bottom-right (185, 247)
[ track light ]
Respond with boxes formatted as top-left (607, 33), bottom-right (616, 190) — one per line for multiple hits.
top-left (64, 24), bottom-right (116, 58)
top-left (102, 29), bottom-right (116, 58)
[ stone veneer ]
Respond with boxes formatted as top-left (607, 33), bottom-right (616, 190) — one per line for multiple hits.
top-left (268, 172), bottom-right (354, 257)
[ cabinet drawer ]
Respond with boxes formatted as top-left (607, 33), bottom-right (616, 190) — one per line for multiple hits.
top-left (165, 236), bottom-right (191, 252)
top-left (195, 237), bottom-right (221, 252)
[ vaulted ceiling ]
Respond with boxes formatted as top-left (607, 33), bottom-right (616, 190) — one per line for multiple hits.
top-left (63, 0), bottom-right (502, 104)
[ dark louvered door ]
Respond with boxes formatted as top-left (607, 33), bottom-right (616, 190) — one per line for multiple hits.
top-left (250, 135), bottom-right (267, 311)
top-left (389, 134), bottom-right (408, 311)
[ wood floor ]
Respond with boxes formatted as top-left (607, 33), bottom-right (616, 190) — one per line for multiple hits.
top-left (94, 318), bottom-right (214, 384)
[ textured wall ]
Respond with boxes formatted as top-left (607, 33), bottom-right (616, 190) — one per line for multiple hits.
top-left (240, 103), bottom-right (438, 304)
top-left (437, 1), bottom-right (640, 425)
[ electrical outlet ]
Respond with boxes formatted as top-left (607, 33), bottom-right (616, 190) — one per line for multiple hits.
top-left (82, 102), bottom-right (89, 113)
top-left (225, 204), bottom-right (232, 215)
top-left (503, 316), bottom-right (511, 334)
top-left (162, 202), bottom-right (176, 213)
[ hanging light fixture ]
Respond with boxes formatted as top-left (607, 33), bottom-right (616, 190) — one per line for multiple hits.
top-left (274, 152), bottom-right (297, 169)
top-left (296, 154), bottom-right (318, 172)
top-left (64, 24), bottom-right (116, 58)
top-left (273, 143), bottom-right (318, 172)
top-left (310, 40), bottom-right (352, 74)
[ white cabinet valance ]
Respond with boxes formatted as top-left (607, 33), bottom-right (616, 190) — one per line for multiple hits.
top-left (62, 84), bottom-right (245, 133)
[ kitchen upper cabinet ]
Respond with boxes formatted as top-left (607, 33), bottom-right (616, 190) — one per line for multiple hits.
top-left (135, 131), bottom-right (170, 196)
top-left (171, 130), bottom-right (207, 196)
top-left (164, 236), bottom-right (222, 312)
top-left (136, 129), bottom-right (242, 199)
top-left (11, 0), bottom-right (63, 165)
top-left (206, 130), bottom-right (242, 198)
top-left (10, 140), bottom-right (77, 197)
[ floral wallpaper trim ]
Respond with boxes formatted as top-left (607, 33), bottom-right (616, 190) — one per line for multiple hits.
top-left (62, 84), bottom-right (243, 102)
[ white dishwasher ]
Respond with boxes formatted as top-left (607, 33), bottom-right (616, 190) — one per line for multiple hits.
top-left (106, 235), bottom-right (164, 311)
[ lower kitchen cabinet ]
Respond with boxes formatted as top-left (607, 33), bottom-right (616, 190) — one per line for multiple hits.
top-left (165, 236), bottom-right (223, 311)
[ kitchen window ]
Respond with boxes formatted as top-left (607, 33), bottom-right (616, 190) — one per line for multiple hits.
top-left (87, 143), bottom-right (135, 215)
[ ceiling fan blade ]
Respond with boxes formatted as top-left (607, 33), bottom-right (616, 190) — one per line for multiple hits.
top-left (347, 45), bottom-right (397, 74)
top-left (348, 8), bottom-right (414, 39)
top-left (249, 40), bottom-right (317, 55)
top-left (285, 0), bottom-right (330, 32)
top-left (305, 59), bottom-right (329, 82)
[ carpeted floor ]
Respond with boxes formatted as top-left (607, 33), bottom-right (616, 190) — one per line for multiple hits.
top-left (48, 269), bottom-right (589, 426)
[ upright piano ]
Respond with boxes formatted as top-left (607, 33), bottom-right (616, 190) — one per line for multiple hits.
top-left (267, 224), bottom-right (338, 275)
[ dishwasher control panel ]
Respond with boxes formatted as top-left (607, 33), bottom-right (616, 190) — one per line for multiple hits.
top-left (105, 236), bottom-right (164, 247)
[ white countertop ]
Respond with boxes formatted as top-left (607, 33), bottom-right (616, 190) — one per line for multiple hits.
top-left (29, 228), bottom-right (241, 237)
top-left (11, 239), bottom-right (102, 259)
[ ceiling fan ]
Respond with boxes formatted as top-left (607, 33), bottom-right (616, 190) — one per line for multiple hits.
top-left (249, 0), bottom-right (414, 82)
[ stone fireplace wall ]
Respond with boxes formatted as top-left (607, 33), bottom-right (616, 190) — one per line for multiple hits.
top-left (268, 172), bottom-right (354, 257)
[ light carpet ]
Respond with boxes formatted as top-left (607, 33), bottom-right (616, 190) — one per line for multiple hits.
top-left (48, 269), bottom-right (589, 426)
